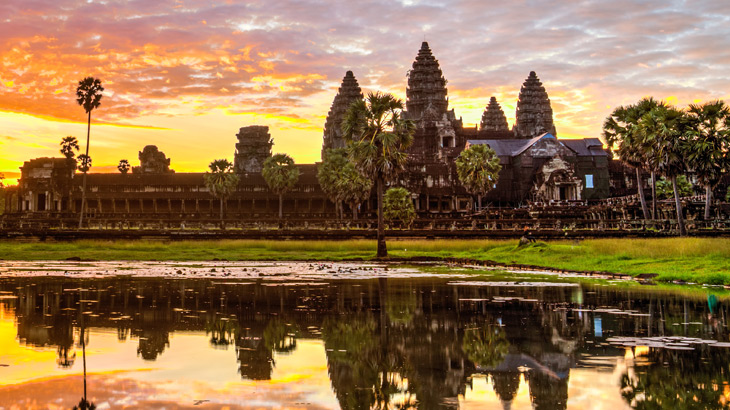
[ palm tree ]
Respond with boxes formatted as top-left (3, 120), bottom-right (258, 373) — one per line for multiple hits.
top-left (60, 136), bottom-right (79, 160)
top-left (339, 164), bottom-right (372, 221)
top-left (639, 105), bottom-right (689, 235)
top-left (76, 77), bottom-right (104, 228)
top-left (603, 98), bottom-right (661, 220)
top-left (455, 143), bottom-right (501, 211)
top-left (343, 92), bottom-right (415, 257)
top-left (685, 100), bottom-right (730, 220)
top-left (203, 159), bottom-right (239, 223)
top-left (117, 159), bottom-right (130, 174)
top-left (318, 148), bottom-right (372, 220)
top-left (262, 153), bottom-right (300, 220)
top-left (318, 148), bottom-right (349, 219)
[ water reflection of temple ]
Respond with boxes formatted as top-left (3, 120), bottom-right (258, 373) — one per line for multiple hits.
top-left (2, 276), bottom-right (729, 409)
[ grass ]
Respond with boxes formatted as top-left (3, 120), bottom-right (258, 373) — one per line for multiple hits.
top-left (1, 238), bottom-right (730, 285)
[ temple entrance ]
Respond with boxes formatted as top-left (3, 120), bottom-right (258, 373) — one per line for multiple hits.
top-left (37, 193), bottom-right (46, 211)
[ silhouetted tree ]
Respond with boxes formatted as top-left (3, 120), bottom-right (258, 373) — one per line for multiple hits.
top-left (262, 153), bottom-right (300, 220)
top-left (343, 92), bottom-right (415, 257)
top-left (117, 159), bottom-right (130, 174)
top-left (203, 159), bottom-right (239, 223)
top-left (76, 77), bottom-right (104, 228)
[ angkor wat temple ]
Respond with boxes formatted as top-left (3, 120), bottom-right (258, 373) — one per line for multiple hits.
top-left (3, 42), bottom-right (677, 229)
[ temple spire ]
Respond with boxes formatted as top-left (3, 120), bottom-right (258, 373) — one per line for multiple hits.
top-left (513, 71), bottom-right (556, 139)
top-left (480, 97), bottom-right (509, 131)
top-left (322, 70), bottom-right (363, 157)
top-left (405, 42), bottom-right (448, 119)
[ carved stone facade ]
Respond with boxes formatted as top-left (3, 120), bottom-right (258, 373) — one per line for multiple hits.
top-left (513, 72), bottom-right (557, 139)
top-left (480, 97), bottom-right (509, 132)
top-left (322, 71), bottom-right (363, 156)
top-left (133, 145), bottom-right (173, 174)
top-left (234, 126), bottom-right (273, 174)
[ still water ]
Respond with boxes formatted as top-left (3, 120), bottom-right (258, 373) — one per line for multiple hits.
top-left (0, 265), bottom-right (728, 409)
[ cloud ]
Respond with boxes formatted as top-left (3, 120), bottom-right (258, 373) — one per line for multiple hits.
top-left (1, 0), bottom-right (729, 170)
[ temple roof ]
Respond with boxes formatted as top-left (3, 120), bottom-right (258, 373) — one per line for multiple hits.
top-left (467, 134), bottom-right (606, 158)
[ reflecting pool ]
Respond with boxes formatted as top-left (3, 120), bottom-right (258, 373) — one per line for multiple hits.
top-left (0, 264), bottom-right (729, 409)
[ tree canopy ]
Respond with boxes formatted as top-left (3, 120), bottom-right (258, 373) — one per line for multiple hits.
top-left (262, 153), bottom-right (300, 219)
top-left (455, 143), bottom-right (501, 210)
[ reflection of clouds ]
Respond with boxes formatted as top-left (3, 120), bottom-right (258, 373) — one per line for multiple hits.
top-left (0, 373), bottom-right (334, 409)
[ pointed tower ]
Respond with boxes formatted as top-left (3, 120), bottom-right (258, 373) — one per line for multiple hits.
top-left (513, 71), bottom-right (556, 139)
top-left (322, 71), bottom-right (363, 157)
top-left (405, 42), bottom-right (448, 120)
top-left (480, 97), bottom-right (509, 131)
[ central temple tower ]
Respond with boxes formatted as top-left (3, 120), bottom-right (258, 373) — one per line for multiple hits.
top-left (405, 42), bottom-right (449, 120)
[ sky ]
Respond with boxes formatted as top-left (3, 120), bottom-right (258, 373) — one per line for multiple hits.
top-left (1, 0), bottom-right (729, 184)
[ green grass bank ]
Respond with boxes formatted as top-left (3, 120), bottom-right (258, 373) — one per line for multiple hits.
top-left (1, 238), bottom-right (729, 285)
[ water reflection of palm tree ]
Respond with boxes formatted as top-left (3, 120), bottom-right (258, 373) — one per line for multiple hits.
top-left (73, 324), bottom-right (96, 410)
top-left (621, 348), bottom-right (730, 409)
top-left (206, 317), bottom-right (237, 349)
top-left (462, 324), bottom-right (509, 369)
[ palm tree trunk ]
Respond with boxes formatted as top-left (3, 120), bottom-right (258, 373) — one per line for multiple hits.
top-left (376, 177), bottom-right (387, 258)
top-left (82, 325), bottom-right (87, 401)
top-left (352, 202), bottom-right (358, 221)
top-left (672, 175), bottom-right (687, 236)
top-left (220, 198), bottom-right (224, 222)
top-left (635, 168), bottom-right (650, 220)
top-left (651, 171), bottom-right (657, 220)
top-left (78, 111), bottom-right (91, 228)
top-left (278, 193), bottom-right (283, 220)
top-left (705, 185), bottom-right (712, 220)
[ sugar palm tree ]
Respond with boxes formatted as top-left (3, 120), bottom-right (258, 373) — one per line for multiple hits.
top-left (318, 148), bottom-right (349, 219)
top-left (204, 159), bottom-right (239, 223)
top-left (639, 105), bottom-right (689, 235)
top-left (603, 98), bottom-right (661, 220)
top-left (262, 153), bottom-right (300, 220)
top-left (455, 143), bottom-right (501, 211)
top-left (60, 136), bottom-right (80, 160)
top-left (343, 92), bottom-right (414, 257)
top-left (117, 159), bottom-right (130, 174)
top-left (318, 148), bottom-right (372, 220)
top-left (76, 77), bottom-right (104, 228)
top-left (685, 100), bottom-right (730, 220)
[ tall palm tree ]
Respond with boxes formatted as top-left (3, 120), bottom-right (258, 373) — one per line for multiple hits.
top-left (343, 92), bottom-right (414, 258)
top-left (203, 159), bottom-right (239, 223)
top-left (76, 77), bottom-right (104, 228)
top-left (603, 98), bottom-right (663, 220)
top-left (455, 143), bottom-right (501, 211)
top-left (639, 105), bottom-right (689, 235)
top-left (262, 153), bottom-right (300, 220)
top-left (685, 100), bottom-right (730, 220)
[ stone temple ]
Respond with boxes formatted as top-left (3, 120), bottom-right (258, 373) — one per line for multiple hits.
top-left (3, 41), bottom-right (631, 227)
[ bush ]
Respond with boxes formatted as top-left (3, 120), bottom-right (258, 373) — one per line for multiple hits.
top-left (383, 187), bottom-right (416, 229)
top-left (655, 175), bottom-right (693, 199)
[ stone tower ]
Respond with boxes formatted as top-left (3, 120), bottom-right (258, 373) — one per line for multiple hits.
top-left (513, 71), bottom-right (556, 139)
top-left (234, 125), bottom-right (273, 174)
top-left (406, 42), bottom-right (449, 120)
top-left (132, 145), bottom-right (173, 174)
top-left (480, 97), bottom-right (509, 131)
top-left (322, 70), bottom-right (363, 157)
